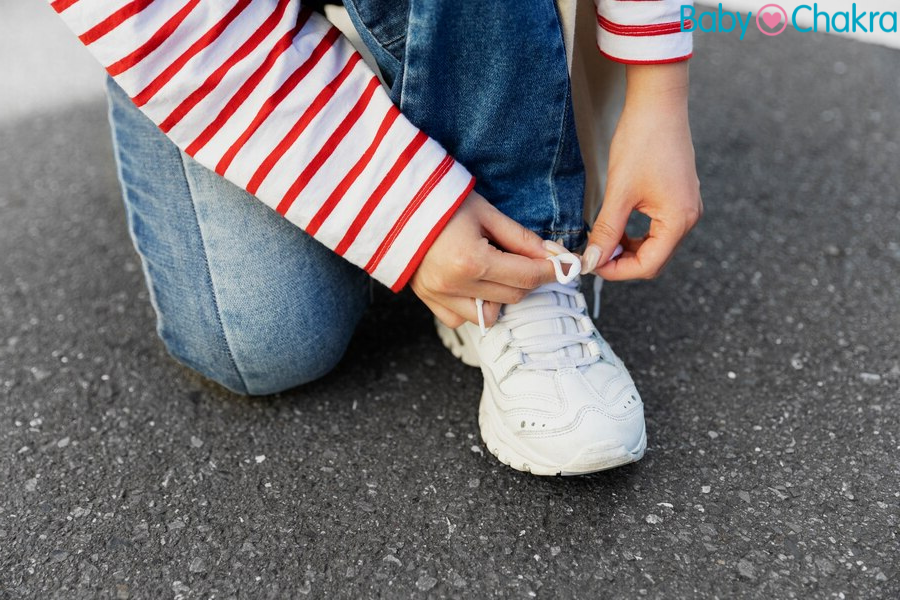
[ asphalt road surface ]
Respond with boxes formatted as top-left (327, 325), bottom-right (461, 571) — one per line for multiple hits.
top-left (1, 7), bottom-right (899, 600)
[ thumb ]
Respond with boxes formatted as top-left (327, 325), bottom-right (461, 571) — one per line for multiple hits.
top-left (588, 195), bottom-right (631, 264)
top-left (479, 202), bottom-right (548, 259)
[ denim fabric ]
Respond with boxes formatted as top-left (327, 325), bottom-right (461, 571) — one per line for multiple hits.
top-left (343, 0), bottom-right (587, 247)
top-left (107, 80), bottom-right (370, 395)
top-left (107, 1), bottom-right (585, 393)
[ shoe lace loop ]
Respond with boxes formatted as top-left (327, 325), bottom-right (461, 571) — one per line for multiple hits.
top-left (475, 252), bottom-right (582, 336)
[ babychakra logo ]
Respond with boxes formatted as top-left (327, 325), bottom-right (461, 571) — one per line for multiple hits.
top-left (681, 3), bottom-right (900, 40)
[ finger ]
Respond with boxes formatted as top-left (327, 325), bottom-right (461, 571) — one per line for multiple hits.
top-left (424, 298), bottom-right (466, 329)
top-left (452, 280), bottom-right (529, 306)
top-left (441, 296), bottom-right (502, 328)
top-left (595, 227), bottom-right (679, 281)
top-left (588, 194), bottom-right (632, 264)
top-left (594, 235), bottom-right (643, 275)
top-left (479, 203), bottom-right (548, 259)
top-left (621, 234), bottom-right (645, 255)
top-left (481, 249), bottom-right (558, 289)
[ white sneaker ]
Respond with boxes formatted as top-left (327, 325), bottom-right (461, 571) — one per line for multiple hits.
top-left (436, 266), bottom-right (645, 476)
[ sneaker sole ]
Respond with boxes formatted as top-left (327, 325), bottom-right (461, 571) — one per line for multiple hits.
top-left (437, 319), bottom-right (647, 476)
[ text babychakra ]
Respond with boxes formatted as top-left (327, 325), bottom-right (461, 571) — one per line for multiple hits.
top-left (681, 3), bottom-right (900, 39)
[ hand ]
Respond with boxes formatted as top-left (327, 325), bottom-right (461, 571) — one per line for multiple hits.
top-left (584, 62), bottom-right (703, 280)
top-left (410, 190), bottom-right (558, 328)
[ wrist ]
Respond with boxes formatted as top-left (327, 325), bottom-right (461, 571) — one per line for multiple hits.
top-left (624, 62), bottom-right (690, 112)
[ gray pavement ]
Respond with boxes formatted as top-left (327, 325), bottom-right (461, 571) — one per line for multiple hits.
top-left (2, 13), bottom-right (899, 600)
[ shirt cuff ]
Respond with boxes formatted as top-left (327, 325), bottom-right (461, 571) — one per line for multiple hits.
top-left (595, 0), bottom-right (693, 64)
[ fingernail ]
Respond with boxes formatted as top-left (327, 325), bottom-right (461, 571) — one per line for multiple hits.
top-left (609, 243), bottom-right (624, 262)
top-left (580, 244), bottom-right (601, 274)
top-left (542, 240), bottom-right (568, 256)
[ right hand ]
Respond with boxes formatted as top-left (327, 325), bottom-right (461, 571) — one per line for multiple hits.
top-left (410, 190), bottom-right (558, 328)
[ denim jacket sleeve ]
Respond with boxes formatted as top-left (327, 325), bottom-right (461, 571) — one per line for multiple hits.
top-left (594, 0), bottom-right (694, 64)
top-left (49, 0), bottom-right (474, 291)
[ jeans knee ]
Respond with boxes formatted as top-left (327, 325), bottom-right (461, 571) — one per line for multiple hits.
top-left (158, 317), bottom-right (355, 397)
top-left (157, 324), bottom-right (251, 395)
top-left (237, 328), bottom-right (354, 396)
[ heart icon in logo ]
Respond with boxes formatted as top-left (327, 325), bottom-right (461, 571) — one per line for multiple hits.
top-left (761, 11), bottom-right (782, 29)
top-left (756, 4), bottom-right (788, 36)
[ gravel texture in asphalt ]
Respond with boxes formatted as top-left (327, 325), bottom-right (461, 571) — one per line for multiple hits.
top-left (1, 13), bottom-right (899, 600)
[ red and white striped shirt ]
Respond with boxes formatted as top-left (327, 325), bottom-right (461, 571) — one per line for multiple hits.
top-left (51, 0), bottom-right (692, 291)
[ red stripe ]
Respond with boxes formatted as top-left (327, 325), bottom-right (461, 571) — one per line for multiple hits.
top-left (364, 154), bottom-right (455, 273)
top-left (161, 0), bottom-right (296, 133)
top-left (214, 27), bottom-right (342, 175)
top-left (247, 52), bottom-right (363, 194)
top-left (333, 131), bottom-right (429, 256)
top-left (598, 46), bottom-right (693, 65)
top-left (183, 12), bottom-right (312, 154)
top-left (305, 106), bottom-right (401, 235)
top-left (79, 0), bottom-right (154, 45)
top-left (132, 0), bottom-right (252, 107)
top-left (107, 0), bottom-right (202, 76)
top-left (598, 15), bottom-right (690, 36)
top-left (275, 76), bottom-right (381, 215)
top-left (50, 0), bottom-right (79, 13)
top-left (389, 177), bottom-right (475, 291)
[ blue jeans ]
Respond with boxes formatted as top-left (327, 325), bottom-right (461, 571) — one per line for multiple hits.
top-left (107, 1), bottom-right (585, 395)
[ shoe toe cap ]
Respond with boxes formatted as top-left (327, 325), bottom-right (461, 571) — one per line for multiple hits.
top-left (512, 402), bottom-right (645, 468)
top-left (576, 404), bottom-right (645, 453)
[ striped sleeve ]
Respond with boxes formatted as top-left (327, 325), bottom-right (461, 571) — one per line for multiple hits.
top-left (595, 0), bottom-right (693, 64)
top-left (49, 0), bottom-right (475, 291)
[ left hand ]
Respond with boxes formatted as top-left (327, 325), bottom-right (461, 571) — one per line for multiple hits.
top-left (584, 62), bottom-right (703, 280)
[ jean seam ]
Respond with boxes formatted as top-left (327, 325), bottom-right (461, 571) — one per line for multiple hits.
top-left (108, 97), bottom-right (176, 359)
top-left (379, 31), bottom-right (406, 49)
top-left (345, 1), bottom-right (406, 53)
top-left (342, 0), bottom-right (405, 73)
top-left (397, 7), bottom-right (413, 108)
top-left (107, 93), bottom-right (154, 310)
top-left (546, 9), bottom-right (572, 238)
top-left (177, 153), bottom-right (249, 394)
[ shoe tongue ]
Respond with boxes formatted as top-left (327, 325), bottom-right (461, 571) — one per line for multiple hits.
top-left (504, 286), bottom-right (584, 362)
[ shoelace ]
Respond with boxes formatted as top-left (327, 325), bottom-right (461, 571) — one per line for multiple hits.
top-left (474, 252), bottom-right (581, 335)
top-left (497, 279), bottom-right (605, 371)
top-left (474, 244), bottom-right (622, 335)
top-left (473, 245), bottom-right (623, 372)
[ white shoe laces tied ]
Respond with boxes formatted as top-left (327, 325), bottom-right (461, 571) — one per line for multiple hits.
top-left (476, 251), bottom-right (580, 335)
top-left (475, 244), bottom-right (622, 336)
top-left (474, 244), bottom-right (623, 372)
top-left (498, 280), bottom-right (603, 371)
